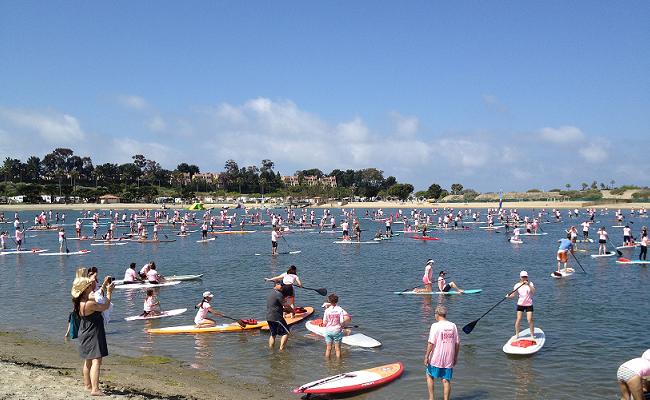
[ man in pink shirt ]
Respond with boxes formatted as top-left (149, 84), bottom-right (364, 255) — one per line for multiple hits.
top-left (424, 305), bottom-right (460, 400)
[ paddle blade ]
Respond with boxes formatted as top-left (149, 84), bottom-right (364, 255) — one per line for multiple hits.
top-left (236, 320), bottom-right (247, 328)
top-left (462, 320), bottom-right (478, 334)
top-left (315, 288), bottom-right (328, 296)
top-left (616, 249), bottom-right (623, 256)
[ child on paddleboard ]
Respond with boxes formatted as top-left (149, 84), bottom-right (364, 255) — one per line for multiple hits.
top-left (320, 294), bottom-right (351, 359)
top-left (142, 289), bottom-right (160, 317)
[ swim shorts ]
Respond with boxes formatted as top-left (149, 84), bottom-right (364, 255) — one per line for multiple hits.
top-left (426, 365), bottom-right (453, 380)
top-left (617, 364), bottom-right (637, 382)
top-left (516, 305), bottom-right (534, 313)
top-left (267, 319), bottom-right (289, 337)
top-left (325, 330), bottom-right (343, 344)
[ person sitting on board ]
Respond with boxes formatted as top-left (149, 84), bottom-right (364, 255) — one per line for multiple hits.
top-left (414, 260), bottom-right (435, 293)
top-left (320, 293), bottom-right (351, 359)
top-left (194, 291), bottom-right (222, 327)
top-left (145, 263), bottom-right (163, 284)
top-left (374, 230), bottom-right (383, 239)
top-left (122, 263), bottom-right (142, 284)
top-left (424, 305), bottom-right (460, 400)
top-left (141, 289), bottom-right (161, 317)
top-left (139, 261), bottom-right (155, 280)
top-left (507, 271), bottom-right (535, 338)
top-left (511, 227), bottom-right (521, 242)
top-left (265, 265), bottom-right (303, 315)
top-left (617, 349), bottom-right (650, 400)
top-left (556, 236), bottom-right (574, 273)
top-left (598, 227), bottom-right (609, 255)
top-left (437, 271), bottom-right (464, 293)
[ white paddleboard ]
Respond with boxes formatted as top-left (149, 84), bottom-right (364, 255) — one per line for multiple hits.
top-left (551, 268), bottom-right (574, 278)
top-left (479, 225), bottom-right (504, 230)
top-left (305, 319), bottom-right (381, 348)
top-left (114, 274), bottom-right (203, 285)
top-left (590, 252), bottom-right (616, 258)
top-left (113, 281), bottom-right (181, 289)
top-left (124, 308), bottom-right (187, 321)
top-left (503, 328), bottom-right (545, 355)
top-left (519, 232), bottom-right (548, 236)
top-left (39, 250), bottom-right (91, 256)
top-left (1, 249), bottom-right (48, 255)
top-left (394, 289), bottom-right (483, 295)
top-left (615, 259), bottom-right (650, 265)
top-left (333, 240), bottom-right (380, 244)
top-left (616, 244), bottom-right (640, 250)
top-left (509, 238), bottom-right (524, 244)
top-left (90, 242), bottom-right (128, 246)
top-left (196, 238), bottom-right (216, 243)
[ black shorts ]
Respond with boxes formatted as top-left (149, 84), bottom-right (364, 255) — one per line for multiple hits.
top-left (342, 230), bottom-right (349, 236)
top-left (442, 284), bottom-right (451, 292)
top-left (516, 305), bottom-right (534, 313)
top-left (599, 239), bottom-right (606, 244)
top-left (267, 318), bottom-right (289, 336)
top-left (272, 241), bottom-right (278, 248)
top-left (624, 236), bottom-right (630, 242)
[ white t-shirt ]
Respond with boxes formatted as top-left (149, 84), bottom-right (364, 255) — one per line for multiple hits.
top-left (322, 305), bottom-right (349, 334)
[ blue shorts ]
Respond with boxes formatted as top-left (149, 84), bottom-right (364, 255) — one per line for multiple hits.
top-left (325, 330), bottom-right (343, 344)
top-left (426, 365), bottom-right (453, 381)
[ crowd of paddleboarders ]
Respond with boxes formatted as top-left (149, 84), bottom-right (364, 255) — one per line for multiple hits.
top-left (4, 204), bottom-right (649, 398)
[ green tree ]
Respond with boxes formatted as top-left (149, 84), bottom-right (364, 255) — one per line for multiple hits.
top-left (426, 183), bottom-right (443, 199)
top-left (450, 183), bottom-right (463, 195)
top-left (387, 183), bottom-right (414, 201)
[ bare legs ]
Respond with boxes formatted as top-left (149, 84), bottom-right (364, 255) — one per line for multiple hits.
top-left (618, 375), bottom-right (643, 400)
top-left (268, 334), bottom-right (288, 350)
top-left (426, 375), bottom-right (452, 400)
top-left (82, 358), bottom-right (103, 395)
top-left (325, 342), bottom-right (341, 359)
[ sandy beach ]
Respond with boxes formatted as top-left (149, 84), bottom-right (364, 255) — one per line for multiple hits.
top-left (0, 200), bottom-right (647, 213)
top-left (0, 331), bottom-right (281, 400)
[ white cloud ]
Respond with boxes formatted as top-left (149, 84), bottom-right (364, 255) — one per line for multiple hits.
top-left (118, 95), bottom-right (149, 111)
top-left (146, 115), bottom-right (166, 132)
top-left (390, 111), bottom-right (419, 136)
top-left (110, 138), bottom-right (174, 166)
top-left (436, 139), bottom-right (491, 169)
top-left (579, 140), bottom-right (609, 163)
top-left (0, 107), bottom-right (85, 143)
top-left (482, 95), bottom-right (508, 113)
top-left (539, 125), bottom-right (584, 143)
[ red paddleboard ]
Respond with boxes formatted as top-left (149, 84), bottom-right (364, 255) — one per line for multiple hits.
top-left (293, 362), bottom-right (403, 395)
top-left (410, 236), bottom-right (440, 241)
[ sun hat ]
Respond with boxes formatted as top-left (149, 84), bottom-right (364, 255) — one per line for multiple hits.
top-left (71, 277), bottom-right (94, 298)
top-left (427, 259), bottom-right (434, 264)
top-left (202, 291), bottom-right (214, 298)
top-left (520, 270), bottom-right (528, 277)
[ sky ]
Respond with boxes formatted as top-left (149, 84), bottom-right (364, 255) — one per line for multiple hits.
top-left (1, 1), bottom-right (648, 192)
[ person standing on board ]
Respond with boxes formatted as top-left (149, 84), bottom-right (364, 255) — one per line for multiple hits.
top-left (597, 226), bottom-right (609, 255)
top-left (639, 228), bottom-right (648, 261)
top-left (201, 221), bottom-right (208, 240)
top-left (271, 227), bottom-right (280, 255)
top-left (58, 228), bottom-right (66, 252)
top-left (507, 271), bottom-right (536, 338)
top-left (616, 349), bottom-right (650, 400)
top-left (424, 305), bottom-right (460, 400)
top-left (556, 236), bottom-right (573, 273)
top-left (581, 220), bottom-right (590, 240)
top-left (353, 219), bottom-right (361, 242)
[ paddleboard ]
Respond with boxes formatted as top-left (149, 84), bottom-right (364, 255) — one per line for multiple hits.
top-left (590, 252), bottom-right (616, 258)
top-left (394, 289), bottom-right (482, 295)
top-left (196, 238), bottom-right (216, 243)
top-left (503, 328), bottom-right (545, 355)
top-left (113, 281), bottom-right (181, 289)
top-left (90, 242), bottom-right (128, 246)
top-left (305, 319), bottom-right (381, 348)
top-left (616, 244), bottom-right (640, 250)
top-left (149, 307), bottom-right (313, 334)
top-left (616, 258), bottom-right (650, 265)
top-left (39, 250), bottom-right (91, 256)
top-left (208, 230), bottom-right (255, 235)
top-left (1, 249), bottom-right (48, 255)
top-left (611, 225), bottom-right (625, 228)
top-left (260, 307), bottom-right (314, 331)
top-left (293, 362), bottom-right (403, 395)
top-left (509, 238), bottom-right (524, 244)
top-left (479, 225), bottom-right (504, 230)
top-left (114, 274), bottom-right (203, 285)
top-left (136, 239), bottom-right (177, 243)
top-left (124, 308), bottom-right (187, 321)
top-left (519, 232), bottom-right (548, 236)
top-left (333, 240), bottom-right (380, 244)
top-left (576, 239), bottom-right (594, 243)
top-left (409, 236), bottom-right (440, 241)
top-left (551, 268), bottom-right (575, 278)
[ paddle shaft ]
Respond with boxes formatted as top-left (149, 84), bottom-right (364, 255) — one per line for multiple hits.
top-left (570, 251), bottom-right (587, 273)
top-left (465, 282), bottom-right (527, 332)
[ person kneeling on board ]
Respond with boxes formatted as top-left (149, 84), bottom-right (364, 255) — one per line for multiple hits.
top-left (122, 263), bottom-right (143, 284)
top-left (141, 289), bottom-right (161, 317)
top-left (617, 349), bottom-right (650, 400)
top-left (194, 291), bottom-right (222, 327)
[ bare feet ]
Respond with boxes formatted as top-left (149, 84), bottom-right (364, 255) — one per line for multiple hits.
top-left (90, 390), bottom-right (104, 396)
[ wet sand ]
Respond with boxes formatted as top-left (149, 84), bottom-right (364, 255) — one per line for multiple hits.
top-left (0, 330), bottom-right (282, 400)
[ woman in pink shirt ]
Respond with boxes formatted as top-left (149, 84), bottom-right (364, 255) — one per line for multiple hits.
top-left (617, 349), bottom-right (650, 400)
top-left (142, 289), bottom-right (160, 317)
top-left (415, 260), bottom-right (435, 293)
top-left (507, 270), bottom-right (536, 338)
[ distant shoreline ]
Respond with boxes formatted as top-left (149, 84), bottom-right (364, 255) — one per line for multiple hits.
top-left (0, 200), bottom-right (647, 212)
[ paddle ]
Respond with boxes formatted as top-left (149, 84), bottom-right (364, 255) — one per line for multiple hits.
top-left (298, 373), bottom-right (357, 391)
top-left (220, 315), bottom-right (251, 328)
top-left (462, 282), bottom-right (527, 335)
top-left (570, 251), bottom-right (587, 273)
top-left (64, 236), bottom-right (69, 253)
top-left (281, 235), bottom-right (301, 254)
top-left (609, 243), bottom-right (623, 257)
top-left (297, 285), bottom-right (327, 296)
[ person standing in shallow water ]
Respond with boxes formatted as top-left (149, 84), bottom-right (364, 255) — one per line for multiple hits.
top-left (424, 305), bottom-right (460, 400)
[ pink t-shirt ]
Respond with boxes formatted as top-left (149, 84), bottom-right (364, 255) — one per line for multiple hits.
top-left (123, 268), bottom-right (138, 282)
top-left (422, 265), bottom-right (432, 285)
top-left (146, 270), bottom-right (160, 282)
top-left (428, 319), bottom-right (460, 368)
top-left (621, 358), bottom-right (650, 377)
top-left (322, 305), bottom-right (349, 334)
top-left (144, 296), bottom-right (158, 312)
top-left (139, 264), bottom-right (150, 276)
top-left (515, 282), bottom-right (534, 306)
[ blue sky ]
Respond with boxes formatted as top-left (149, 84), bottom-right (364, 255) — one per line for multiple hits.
top-left (1, 1), bottom-right (648, 191)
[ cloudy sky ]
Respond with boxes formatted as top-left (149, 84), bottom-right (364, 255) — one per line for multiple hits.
top-left (1, 1), bottom-right (648, 191)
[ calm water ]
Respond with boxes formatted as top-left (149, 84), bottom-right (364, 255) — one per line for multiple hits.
top-left (1, 209), bottom-right (648, 399)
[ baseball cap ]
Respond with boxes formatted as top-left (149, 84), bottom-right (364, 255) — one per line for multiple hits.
top-left (202, 291), bottom-right (214, 298)
top-left (427, 259), bottom-right (434, 264)
top-left (520, 270), bottom-right (528, 277)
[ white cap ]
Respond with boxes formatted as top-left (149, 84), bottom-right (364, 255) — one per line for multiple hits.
top-left (202, 291), bottom-right (214, 298)
top-left (520, 270), bottom-right (528, 277)
top-left (427, 259), bottom-right (434, 264)
top-left (643, 349), bottom-right (650, 361)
